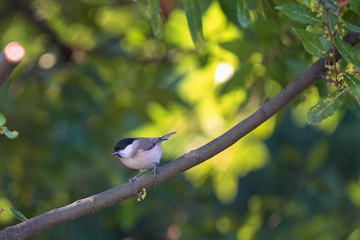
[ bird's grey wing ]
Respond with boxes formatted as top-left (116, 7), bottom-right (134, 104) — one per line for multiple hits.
top-left (159, 132), bottom-right (176, 141)
top-left (137, 137), bottom-right (159, 151)
top-left (137, 132), bottom-right (176, 151)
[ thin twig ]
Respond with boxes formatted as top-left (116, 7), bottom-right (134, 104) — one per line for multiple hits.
top-left (320, 73), bottom-right (337, 84)
top-left (0, 42), bottom-right (25, 88)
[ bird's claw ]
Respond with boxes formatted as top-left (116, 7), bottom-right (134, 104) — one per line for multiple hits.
top-left (152, 165), bottom-right (159, 175)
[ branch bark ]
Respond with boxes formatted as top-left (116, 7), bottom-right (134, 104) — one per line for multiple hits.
top-left (0, 42), bottom-right (25, 88)
top-left (0, 29), bottom-right (359, 239)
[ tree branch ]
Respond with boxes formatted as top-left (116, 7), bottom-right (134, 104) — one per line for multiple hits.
top-left (0, 42), bottom-right (25, 88)
top-left (0, 29), bottom-right (359, 240)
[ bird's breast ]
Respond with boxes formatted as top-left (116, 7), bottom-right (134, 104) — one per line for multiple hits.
top-left (120, 144), bottom-right (163, 170)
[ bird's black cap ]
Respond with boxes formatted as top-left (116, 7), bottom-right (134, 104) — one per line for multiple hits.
top-left (113, 138), bottom-right (136, 152)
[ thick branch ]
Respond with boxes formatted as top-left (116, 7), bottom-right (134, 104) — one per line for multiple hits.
top-left (0, 30), bottom-right (359, 239)
top-left (0, 42), bottom-right (25, 88)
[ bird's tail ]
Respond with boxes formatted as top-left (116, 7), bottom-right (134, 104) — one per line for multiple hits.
top-left (159, 132), bottom-right (176, 141)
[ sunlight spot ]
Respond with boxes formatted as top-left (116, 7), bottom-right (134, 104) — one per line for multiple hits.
top-left (0, 198), bottom-right (13, 224)
top-left (38, 53), bottom-right (56, 69)
top-left (216, 216), bottom-right (231, 233)
top-left (215, 62), bottom-right (234, 84)
top-left (166, 225), bottom-right (182, 240)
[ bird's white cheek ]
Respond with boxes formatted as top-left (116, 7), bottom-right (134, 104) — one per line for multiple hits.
top-left (119, 144), bottom-right (133, 158)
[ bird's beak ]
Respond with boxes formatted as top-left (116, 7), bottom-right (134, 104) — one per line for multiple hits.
top-left (112, 152), bottom-right (122, 158)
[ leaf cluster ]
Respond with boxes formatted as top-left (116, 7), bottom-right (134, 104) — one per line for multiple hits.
top-left (276, 0), bottom-right (360, 124)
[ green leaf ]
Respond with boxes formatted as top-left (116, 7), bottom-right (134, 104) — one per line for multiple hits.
top-left (3, 126), bottom-right (19, 139)
top-left (184, 0), bottom-right (205, 51)
top-left (275, 4), bottom-right (321, 24)
top-left (334, 37), bottom-right (360, 67)
top-left (350, 0), bottom-right (360, 15)
top-left (307, 89), bottom-right (347, 124)
top-left (148, 0), bottom-right (164, 39)
top-left (260, 0), bottom-right (277, 20)
top-left (341, 18), bottom-right (360, 33)
top-left (237, 0), bottom-right (251, 28)
top-left (306, 24), bottom-right (324, 35)
top-left (294, 28), bottom-right (326, 57)
top-left (319, 36), bottom-right (331, 50)
top-left (9, 208), bottom-right (28, 222)
top-left (0, 113), bottom-right (6, 126)
top-left (344, 73), bottom-right (360, 105)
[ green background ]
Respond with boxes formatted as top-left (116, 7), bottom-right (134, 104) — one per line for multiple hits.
top-left (1, 0), bottom-right (360, 239)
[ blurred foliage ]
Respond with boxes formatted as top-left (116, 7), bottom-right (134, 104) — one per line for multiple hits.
top-left (0, 0), bottom-right (360, 239)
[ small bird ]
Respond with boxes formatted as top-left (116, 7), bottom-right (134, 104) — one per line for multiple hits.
top-left (112, 132), bottom-right (176, 183)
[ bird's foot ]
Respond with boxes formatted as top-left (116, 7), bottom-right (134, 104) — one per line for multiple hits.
top-left (152, 163), bottom-right (159, 175)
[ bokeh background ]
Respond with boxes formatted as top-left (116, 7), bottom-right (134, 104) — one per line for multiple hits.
top-left (1, 0), bottom-right (360, 239)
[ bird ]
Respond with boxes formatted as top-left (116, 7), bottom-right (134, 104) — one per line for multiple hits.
top-left (112, 132), bottom-right (176, 183)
